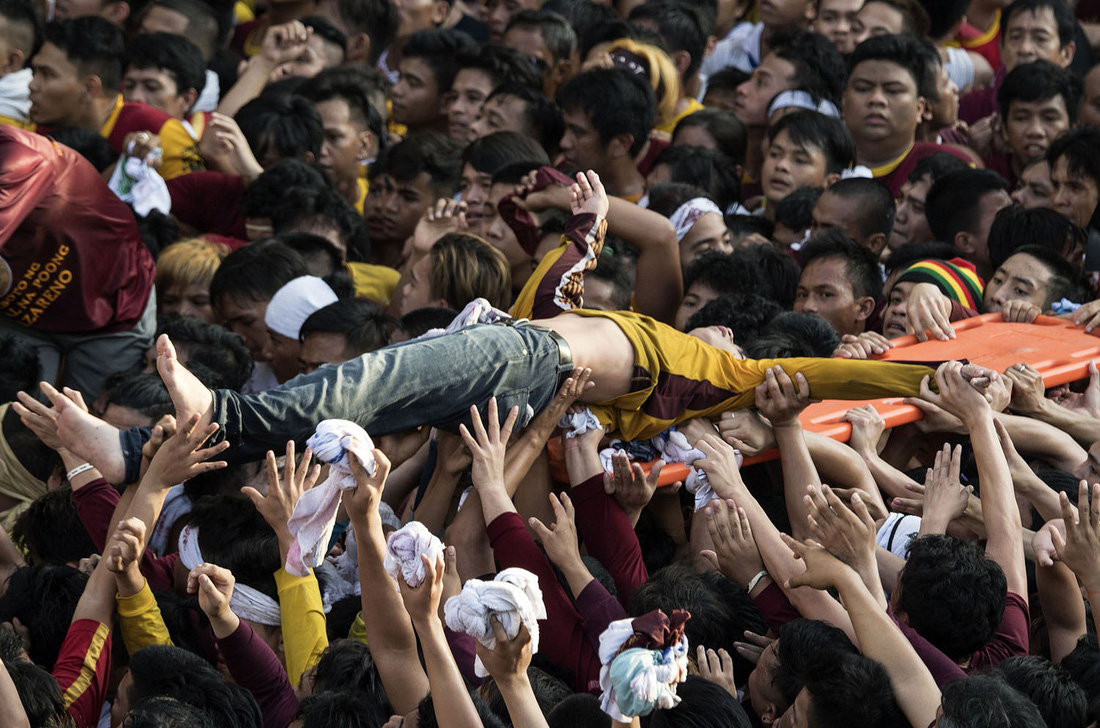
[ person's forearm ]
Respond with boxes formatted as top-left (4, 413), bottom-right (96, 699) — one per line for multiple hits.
top-left (806, 434), bottom-right (886, 512)
top-left (72, 558), bottom-right (116, 626)
top-left (774, 424), bottom-right (820, 540)
top-left (413, 468), bottom-right (463, 534)
top-left (1036, 560), bottom-right (1086, 663)
top-left (495, 675), bottom-right (551, 728)
top-left (477, 482), bottom-right (518, 527)
top-left (995, 413), bottom-right (1087, 472)
top-left (604, 197), bottom-right (681, 323)
top-left (216, 57), bottom-right (277, 117)
top-left (123, 480), bottom-right (172, 547)
top-left (558, 556), bottom-right (596, 599)
top-left (115, 566), bottom-right (145, 598)
top-left (1026, 399), bottom-right (1100, 447)
top-left (0, 659), bottom-right (29, 728)
top-left (59, 450), bottom-right (103, 491)
top-left (1013, 471), bottom-right (1063, 523)
top-left (562, 440), bottom-right (603, 487)
top-left (414, 620), bottom-right (483, 728)
top-left (966, 415), bottom-right (1027, 597)
top-left (856, 447), bottom-right (918, 501)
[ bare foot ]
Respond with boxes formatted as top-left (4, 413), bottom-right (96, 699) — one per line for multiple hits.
top-left (156, 334), bottom-right (214, 429)
top-left (48, 385), bottom-right (127, 484)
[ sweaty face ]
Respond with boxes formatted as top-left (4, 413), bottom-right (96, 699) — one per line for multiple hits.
top-left (217, 297), bottom-right (271, 361)
top-left (365, 172), bottom-right (434, 245)
top-left (793, 257), bottom-right (868, 337)
top-left (28, 42), bottom-right (86, 126)
top-left (984, 252), bottom-right (1054, 312)
top-left (470, 93), bottom-right (530, 138)
top-left (315, 98), bottom-right (370, 188)
top-left (890, 176), bottom-right (932, 250)
top-left (448, 68), bottom-right (494, 142)
top-left (843, 59), bottom-right (925, 148)
top-left (849, 0), bottom-right (905, 46)
top-left (1012, 160), bottom-right (1053, 209)
top-left (160, 282), bottom-right (215, 323)
top-left (559, 108), bottom-right (607, 174)
top-left (761, 129), bottom-right (829, 207)
top-left (1001, 8), bottom-right (1072, 71)
top-left (391, 56), bottom-right (443, 130)
top-left (1003, 96), bottom-right (1070, 167)
top-left (814, 0), bottom-right (862, 53)
top-left (1051, 155), bottom-right (1100, 228)
top-left (734, 54), bottom-right (797, 127)
top-left (122, 66), bottom-right (190, 118)
top-left (459, 163), bottom-right (494, 236)
top-left (679, 213), bottom-right (733, 274)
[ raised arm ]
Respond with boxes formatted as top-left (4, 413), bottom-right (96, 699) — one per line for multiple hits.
top-left (0, 658), bottom-right (29, 728)
top-left (216, 21), bottom-right (312, 117)
top-left (1052, 483), bottom-right (1100, 639)
top-left (476, 622), bottom-right (550, 728)
top-left (756, 366), bottom-right (818, 540)
top-left (1005, 362), bottom-right (1100, 448)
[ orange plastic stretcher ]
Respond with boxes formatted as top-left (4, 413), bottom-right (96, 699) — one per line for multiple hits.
top-left (547, 314), bottom-right (1100, 487)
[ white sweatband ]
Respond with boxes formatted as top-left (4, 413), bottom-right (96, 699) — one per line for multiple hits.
top-left (66, 463), bottom-right (95, 481)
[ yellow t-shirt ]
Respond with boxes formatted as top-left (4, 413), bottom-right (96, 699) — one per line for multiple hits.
top-left (348, 262), bottom-right (401, 306)
top-left (656, 97), bottom-right (704, 135)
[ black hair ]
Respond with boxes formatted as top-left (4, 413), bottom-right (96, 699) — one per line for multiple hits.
top-left (650, 145), bottom-right (740, 210)
top-left (298, 691), bottom-right (387, 728)
top-left (938, 674), bottom-right (1047, 728)
top-left (767, 110), bottom-right (856, 175)
top-left (416, 691), bottom-right (507, 728)
top-left (803, 650), bottom-right (905, 728)
top-left (144, 0), bottom-right (221, 57)
top-left (0, 0), bottom-right (43, 61)
top-left (269, 186), bottom-right (371, 263)
top-left (370, 132), bottom-right (463, 196)
top-left (586, 237), bottom-right (636, 311)
top-left (672, 108), bottom-right (747, 167)
top-left (43, 17), bottom-right (124, 91)
top-left (704, 66), bottom-right (750, 93)
top-left (987, 206), bottom-right (1083, 270)
top-left (311, 639), bottom-right (391, 713)
top-left (0, 333), bottom-right (39, 400)
top-left (897, 535), bottom-right (1007, 661)
top-left (746, 311), bottom-right (842, 357)
top-left (395, 307), bottom-right (459, 339)
top-left (125, 696), bottom-right (217, 727)
top-left (863, 0), bottom-right (932, 36)
top-left (647, 675), bottom-right (751, 728)
top-left (556, 68), bottom-right (657, 156)
top-left (774, 185), bottom-right (821, 234)
top-left (125, 32), bottom-right (206, 98)
top-left (884, 240), bottom-right (961, 275)
top-left (186, 495), bottom-right (281, 601)
top-left (482, 667), bottom-right (572, 723)
top-left (628, 0), bottom-right (708, 78)
top-left (12, 487), bottom-right (97, 566)
top-left (993, 656), bottom-right (1088, 728)
top-left (235, 94), bottom-right (324, 164)
top-left (686, 294), bottom-right (782, 347)
top-left (209, 240), bottom-right (310, 309)
top-left (772, 619), bottom-right (858, 708)
top-left (328, 0), bottom-right (398, 64)
top-left (483, 82), bottom-right (564, 154)
top-left (457, 42), bottom-right (543, 91)
top-left (682, 247), bottom-right (800, 308)
top-left (998, 59), bottom-right (1081, 123)
top-left (0, 626), bottom-right (25, 662)
top-left (274, 231), bottom-right (344, 276)
top-left (726, 213), bottom-right (775, 242)
top-left (1047, 125), bottom-right (1100, 187)
top-left (505, 8), bottom-right (578, 63)
top-left (1061, 635), bottom-right (1100, 725)
top-left (0, 564), bottom-right (87, 668)
top-left (646, 181), bottom-right (712, 218)
top-left (1002, 244), bottom-right (1086, 307)
top-left (401, 28), bottom-right (480, 93)
top-left (848, 33), bottom-right (934, 97)
top-left (296, 66), bottom-right (385, 153)
top-left (800, 229), bottom-right (882, 299)
top-left (770, 27), bottom-right (847, 104)
top-left (925, 169), bottom-right (1010, 243)
top-left (541, 0), bottom-right (616, 52)
top-left (102, 372), bottom-right (173, 422)
top-left (823, 178), bottom-right (897, 241)
top-left (240, 160), bottom-right (330, 219)
top-left (576, 17), bottom-right (665, 60)
top-left (299, 299), bottom-right (391, 355)
top-left (6, 659), bottom-right (72, 727)
top-left (1002, 0), bottom-right (1076, 49)
top-left (463, 131), bottom-right (550, 174)
top-left (156, 313), bottom-right (254, 390)
top-left (909, 151), bottom-right (972, 186)
top-left (44, 127), bottom-right (116, 171)
top-left (301, 15), bottom-right (347, 61)
top-left (546, 693), bottom-right (610, 728)
top-left (129, 646), bottom-right (262, 728)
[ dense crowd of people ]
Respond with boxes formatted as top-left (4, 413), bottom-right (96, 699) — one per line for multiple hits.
top-left (2, 0), bottom-right (1100, 724)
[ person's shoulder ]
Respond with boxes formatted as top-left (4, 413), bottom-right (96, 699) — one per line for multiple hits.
top-left (911, 141), bottom-right (975, 165)
top-left (115, 100), bottom-right (173, 135)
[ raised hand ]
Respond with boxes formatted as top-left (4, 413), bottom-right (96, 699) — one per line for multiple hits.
top-left (1033, 519), bottom-right (1065, 568)
top-left (754, 366), bottom-right (810, 428)
top-left (1004, 362), bottom-right (1047, 416)
top-left (1000, 300), bottom-right (1041, 324)
top-left (569, 170), bottom-right (609, 218)
top-left (243, 441), bottom-right (321, 538)
top-left (13, 382), bottom-right (88, 452)
top-left (187, 563), bottom-right (240, 637)
top-left (733, 631), bottom-right (773, 665)
top-left (692, 433), bottom-right (747, 501)
top-left (1052, 481), bottom-right (1100, 588)
top-left (914, 444), bottom-right (972, 534)
top-left (143, 413), bottom-right (229, 488)
top-left (139, 415), bottom-right (176, 481)
top-left (699, 499), bottom-right (765, 588)
top-left (1050, 362), bottom-right (1100, 419)
top-left (803, 485), bottom-right (877, 571)
top-left (920, 361), bottom-right (993, 427)
top-left (105, 518), bottom-right (147, 575)
top-left (398, 551), bottom-right (446, 627)
top-left (695, 646), bottom-right (737, 697)
top-left (905, 282), bottom-right (955, 341)
top-left (477, 619), bottom-right (534, 684)
top-left (604, 452), bottom-right (664, 522)
top-left (412, 198), bottom-right (468, 256)
top-left (545, 368), bottom-right (596, 426)
top-left (781, 533), bottom-right (857, 592)
top-left (716, 410), bottom-right (775, 456)
top-left (342, 446), bottom-right (391, 523)
top-left (1072, 299), bottom-right (1100, 333)
top-left (436, 430), bottom-right (472, 478)
top-left (904, 394), bottom-right (966, 435)
top-left (458, 397), bottom-right (519, 493)
top-left (834, 331), bottom-right (894, 359)
top-left (528, 492), bottom-right (583, 570)
top-left (260, 20), bottom-right (311, 66)
top-left (841, 405), bottom-right (885, 456)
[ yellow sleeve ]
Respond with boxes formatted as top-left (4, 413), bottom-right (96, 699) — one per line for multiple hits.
top-left (116, 581), bottom-right (173, 654)
top-left (275, 567), bottom-right (329, 688)
top-left (348, 611), bottom-right (369, 644)
top-left (156, 117), bottom-right (205, 179)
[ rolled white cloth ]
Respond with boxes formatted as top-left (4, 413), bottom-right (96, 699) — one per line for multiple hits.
top-left (108, 155), bottom-right (171, 216)
top-left (444, 567), bottom-right (547, 677)
top-left (285, 420), bottom-right (377, 577)
top-left (419, 297), bottom-right (513, 340)
top-left (596, 613), bottom-right (690, 720)
top-left (668, 198), bottom-right (722, 243)
top-left (178, 524), bottom-right (282, 626)
top-left (559, 407), bottom-right (603, 439)
top-left (383, 521), bottom-right (444, 588)
top-left (264, 276), bottom-right (338, 341)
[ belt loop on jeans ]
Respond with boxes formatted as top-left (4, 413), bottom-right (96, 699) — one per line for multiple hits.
top-left (545, 328), bottom-right (574, 387)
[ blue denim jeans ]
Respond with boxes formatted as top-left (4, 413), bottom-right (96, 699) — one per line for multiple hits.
top-left (205, 320), bottom-right (572, 464)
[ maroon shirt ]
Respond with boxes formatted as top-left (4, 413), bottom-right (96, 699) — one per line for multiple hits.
top-left (875, 142), bottom-right (975, 197)
top-left (0, 127), bottom-right (154, 332)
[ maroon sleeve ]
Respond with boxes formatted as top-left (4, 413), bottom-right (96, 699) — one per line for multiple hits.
top-left (967, 592), bottom-right (1030, 670)
top-left (217, 620), bottom-right (300, 728)
top-left (0, 129), bottom-right (53, 243)
top-left (52, 619), bottom-right (112, 728)
top-left (486, 512), bottom-right (602, 693)
top-left (574, 579), bottom-right (628, 660)
top-left (445, 626), bottom-right (480, 688)
top-left (570, 474), bottom-right (647, 607)
top-left (888, 609), bottom-right (967, 687)
top-left (751, 582), bottom-right (803, 635)
top-left (166, 171), bottom-right (248, 238)
top-left (948, 300), bottom-right (980, 322)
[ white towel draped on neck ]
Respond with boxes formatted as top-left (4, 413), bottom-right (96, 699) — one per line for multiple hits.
top-left (444, 568), bottom-right (547, 677)
top-left (285, 420), bottom-right (376, 577)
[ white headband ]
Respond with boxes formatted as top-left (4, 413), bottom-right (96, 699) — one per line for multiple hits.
top-left (263, 275), bottom-right (338, 340)
top-left (178, 524), bottom-right (283, 626)
top-left (767, 90), bottom-right (840, 119)
top-left (668, 198), bottom-right (723, 243)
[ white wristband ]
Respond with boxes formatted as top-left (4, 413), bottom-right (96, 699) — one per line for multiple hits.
top-left (66, 463), bottom-right (95, 481)
top-left (746, 569), bottom-right (769, 594)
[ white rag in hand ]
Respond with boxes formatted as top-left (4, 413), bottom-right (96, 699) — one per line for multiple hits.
top-left (660, 430), bottom-right (742, 511)
top-left (418, 298), bottom-right (513, 340)
top-left (285, 420), bottom-right (376, 577)
top-left (383, 521), bottom-right (444, 588)
top-left (107, 154), bottom-right (171, 216)
top-left (443, 567), bottom-right (547, 677)
top-left (558, 407), bottom-right (603, 439)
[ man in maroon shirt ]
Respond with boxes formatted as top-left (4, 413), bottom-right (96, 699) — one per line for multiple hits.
top-left (0, 126), bottom-right (155, 397)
